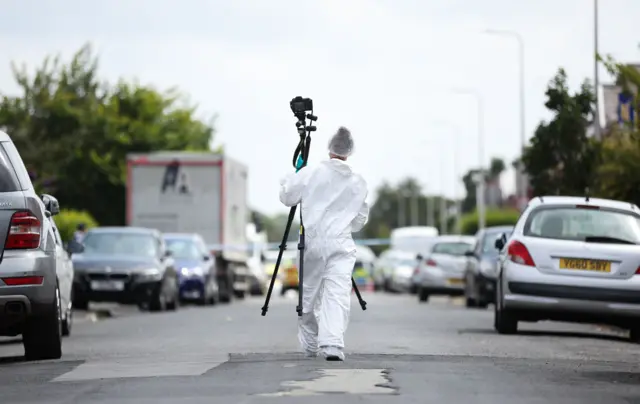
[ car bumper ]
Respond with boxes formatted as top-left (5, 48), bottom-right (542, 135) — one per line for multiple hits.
top-left (0, 250), bottom-right (57, 334)
top-left (503, 262), bottom-right (640, 320)
top-left (73, 276), bottom-right (162, 304)
top-left (389, 276), bottom-right (412, 292)
top-left (179, 277), bottom-right (206, 300)
top-left (417, 268), bottom-right (465, 293)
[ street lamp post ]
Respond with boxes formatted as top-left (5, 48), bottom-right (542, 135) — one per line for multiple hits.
top-left (594, 0), bottom-right (601, 140)
top-left (451, 89), bottom-right (485, 230)
top-left (432, 121), bottom-right (461, 233)
top-left (484, 29), bottom-right (526, 200)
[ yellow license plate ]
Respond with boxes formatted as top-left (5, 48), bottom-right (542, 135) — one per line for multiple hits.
top-left (447, 278), bottom-right (464, 286)
top-left (559, 258), bottom-right (611, 272)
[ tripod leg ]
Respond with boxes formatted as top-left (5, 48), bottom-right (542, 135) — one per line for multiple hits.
top-left (296, 225), bottom-right (305, 317)
top-left (261, 206), bottom-right (298, 316)
top-left (351, 277), bottom-right (367, 311)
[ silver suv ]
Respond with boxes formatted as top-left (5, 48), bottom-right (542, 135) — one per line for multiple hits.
top-left (0, 130), bottom-right (70, 360)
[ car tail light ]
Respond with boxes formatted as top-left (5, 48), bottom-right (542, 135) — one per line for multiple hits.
top-left (507, 240), bottom-right (535, 266)
top-left (2, 276), bottom-right (44, 286)
top-left (5, 211), bottom-right (41, 249)
top-left (426, 258), bottom-right (437, 267)
top-left (635, 266), bottom-right (640, 275)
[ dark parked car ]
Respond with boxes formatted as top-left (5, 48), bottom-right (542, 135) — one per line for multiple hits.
top-left (163, 233), bottom-right (219, 305)
top-left (463, 225), bottom-right (514, 308)
top-left (71, 227), bottom-right (179, 312)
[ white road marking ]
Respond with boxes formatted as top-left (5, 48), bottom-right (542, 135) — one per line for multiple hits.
top-left (259, 368), bottom-right (394, 396)
top-left (52, 357), bottom-right (226, 382)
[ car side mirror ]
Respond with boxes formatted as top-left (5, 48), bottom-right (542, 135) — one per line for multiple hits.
top-left (67, 240), bottom-right (84, 255)
top-left (163, 250), bottom-right (172, 258)
top-left (203, 254), bottom-right (211, 261)
top-left (41, 194), bottom-right (60, 216)
top-left (416, 254), bottom-right (423, 261)
top-left (494, 233), bottom-right (506, 250)
top-left (464, 250), bottom-right (475, 257)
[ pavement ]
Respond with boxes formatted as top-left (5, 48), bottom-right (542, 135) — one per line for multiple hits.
top-left (2, 292), bottom-right (640, 403)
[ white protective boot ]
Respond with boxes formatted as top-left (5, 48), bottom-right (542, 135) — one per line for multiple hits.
top-left (321, 346), bottom-right (345, 361)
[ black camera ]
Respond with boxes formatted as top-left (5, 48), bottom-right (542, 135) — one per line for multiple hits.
top-left (290, 96), bottom-right (313, 120)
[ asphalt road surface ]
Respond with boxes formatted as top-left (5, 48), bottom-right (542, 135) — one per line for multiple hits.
top-left (2, 292), bottom-right (640, 403)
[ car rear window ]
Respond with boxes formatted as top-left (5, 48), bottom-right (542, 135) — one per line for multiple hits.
top-left (0, 144), bottom-right (21, 192)
top-left (524, 206), bottom-right (640, 244)
top-left (432, 242), bottom-right (473, 256)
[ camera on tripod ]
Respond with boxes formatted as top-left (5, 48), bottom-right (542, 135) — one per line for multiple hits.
top-left (260, 96), bottom-right (367, 317)
top-left (290, 96), bottom-right (313, 121)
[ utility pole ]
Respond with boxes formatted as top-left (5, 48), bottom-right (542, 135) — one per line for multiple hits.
top-left (427, 196), bottom-right (435, 228)
top-left (411, 193), bottom-right (419, 226)
top-left (439, 196), bottom-right (447, 234)
top-left (397, 193), bottom-right (404, 228)
top-left (593, 0), bottom-right (601, 140)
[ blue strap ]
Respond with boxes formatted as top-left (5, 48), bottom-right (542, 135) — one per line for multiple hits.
top-left (295, 156), bottom-right (305, 172)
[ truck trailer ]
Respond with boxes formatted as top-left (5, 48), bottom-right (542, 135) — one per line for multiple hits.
top-left (126, 151), bottom-right (249, 302)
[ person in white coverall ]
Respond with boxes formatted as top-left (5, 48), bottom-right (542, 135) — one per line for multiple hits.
top-left (279, 127), bottom-right (369, 361)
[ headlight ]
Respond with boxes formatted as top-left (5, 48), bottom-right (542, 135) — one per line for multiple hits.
top-left (181, 267), bottom-right (203, 277)
top-left (138, 268), bottom-right (162, 281)
top-left (480, 261), bottom-right (496, 276)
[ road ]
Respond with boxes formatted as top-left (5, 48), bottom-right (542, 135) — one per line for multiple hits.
top-left (2, 292), bottom-right (640, 403)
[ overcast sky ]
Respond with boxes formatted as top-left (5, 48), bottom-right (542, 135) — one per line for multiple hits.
top-left (1, 0), bottom-right (638, 216)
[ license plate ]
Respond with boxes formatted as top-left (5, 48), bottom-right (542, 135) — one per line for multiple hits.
top-left (90, 280), bottom-right (125, 291)
top-left (559, 258), bottom-right (611, 272)
top-left (447, 278), bottom-right (464, 286)
top-left (183, 290), bottom-right (201, 299)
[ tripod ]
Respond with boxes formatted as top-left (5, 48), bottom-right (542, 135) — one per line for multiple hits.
top-left (261, 97), bottom-right (367, 317)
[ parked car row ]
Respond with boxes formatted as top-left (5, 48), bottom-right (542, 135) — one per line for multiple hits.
top-left (71, 228), bottom-right (234, 311)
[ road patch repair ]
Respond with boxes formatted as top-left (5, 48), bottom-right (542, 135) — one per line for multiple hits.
top-left (258, 368), bottom-right (396, 396)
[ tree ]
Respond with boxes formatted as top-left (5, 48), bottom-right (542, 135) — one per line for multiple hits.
top-left (0, 43), bottom-right (215, 225)
top-left (521, 68), bottom-right (599, 197)
top-left (594, 54), bottom-right (640, 204)
top-left (360, 177), bottom-right (455, 252)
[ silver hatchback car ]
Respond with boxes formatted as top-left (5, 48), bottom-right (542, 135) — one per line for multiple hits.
top-left (413, 235), bottom-right (476, 302)
top-left (0, 131), bottom-right (71, 360)
top-left (494, 196), bottom-right (640, 341)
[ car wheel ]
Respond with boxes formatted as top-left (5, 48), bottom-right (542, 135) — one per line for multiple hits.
top-left (465, 297), bottom-right (477, 308)
top-left (234, 290), bottom-right (246, 299)
top-left (23, 285), bottom-right (63, 361)
top-left (166, 289), bottom-right (179, 311)
top-left (149, 287), bottom-right (167, 312)
top-left (61, 303), bottom-right (72, 337)
top-left (418, 288), bottom-right (429, 303)
top-left (494, 278), bottom-right (517, 334)
top-left (73, 296), bottom-right (89, 311)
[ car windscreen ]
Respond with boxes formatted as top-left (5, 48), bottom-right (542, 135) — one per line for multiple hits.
top-left (524, 206), bottom-right (640, 244)
top-left (481, 230), bottom-right (512, 254)
top-left (82, 232), bottom-right (159, 257)
top-left (395, 259), bottom-right (417, 267)
top-left (165, 238), bottom-right (201, 260)
top-left (432, 242), bottom-right (473, 256)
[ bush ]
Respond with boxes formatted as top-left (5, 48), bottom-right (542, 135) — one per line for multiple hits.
top-left (460, 209), bottom-right (521, 235)
top-left (53, 209), bottom-right (99, 242)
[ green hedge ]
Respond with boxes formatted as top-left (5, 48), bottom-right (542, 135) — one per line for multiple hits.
top-left (460, 209), bottom-right (521, 235)
top-left (53, 209), bottom-right (99, 242)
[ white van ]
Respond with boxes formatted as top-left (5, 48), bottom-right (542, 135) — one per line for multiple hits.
top-left (390, 226), bottom-right (440, 256)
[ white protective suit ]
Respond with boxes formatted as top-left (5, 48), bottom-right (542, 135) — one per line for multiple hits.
top-left (279, 158), bottom-right (369, 357)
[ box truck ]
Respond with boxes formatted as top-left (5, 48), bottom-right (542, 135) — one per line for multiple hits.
top-left (126, 151), bottom-right (249, 301)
